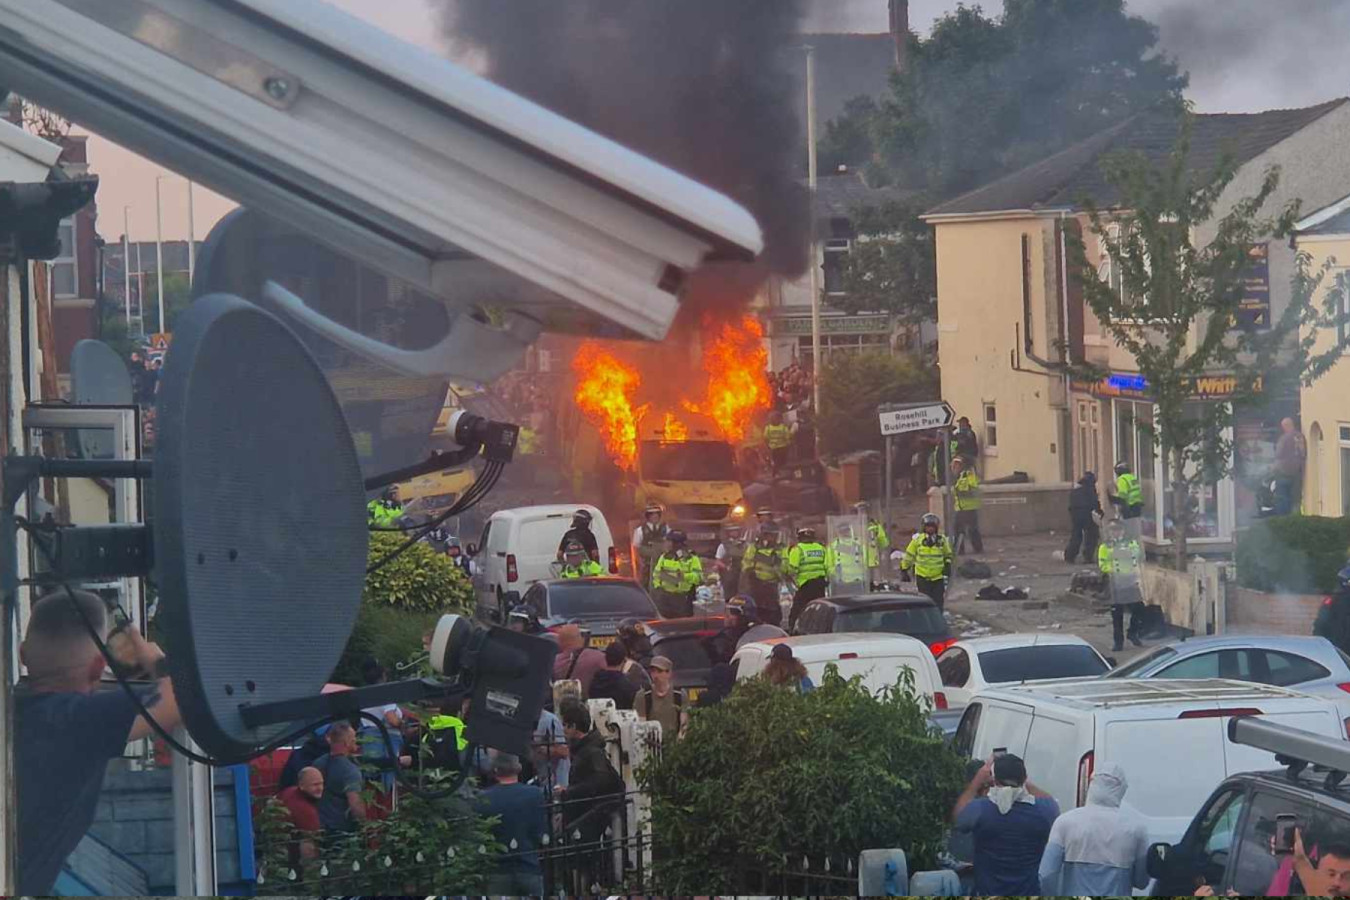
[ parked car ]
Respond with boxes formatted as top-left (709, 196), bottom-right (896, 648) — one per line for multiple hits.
top-left (953, 678), bottom-right (1350, 846)
top-left (487, 577), bottom-right (656, 648)
top-left (1104, 635), bottom-right (1350, 714)
top-left (936, 633), bottom-right (1111, 707)
top-left (474, 504), bottom-right (617, 616)
top-left (642, 615), bottom-right (728, 703)
top-left (791, 592), bottom-right (954, 655)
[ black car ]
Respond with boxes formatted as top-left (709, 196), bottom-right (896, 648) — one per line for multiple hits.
top-left (1147, 716), bottom-right (1350, 897)
top-left (792, 593), bottom-right (954, 655)
top-left (642, 615), bottom-right (729, 703)
top-left (505, 578), bottom-right (658, 648)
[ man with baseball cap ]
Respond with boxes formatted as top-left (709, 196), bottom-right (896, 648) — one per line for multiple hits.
top-left (951, 752), bottom-right (1059, 896)
top-left (635, 655), bottom-right (688, 741)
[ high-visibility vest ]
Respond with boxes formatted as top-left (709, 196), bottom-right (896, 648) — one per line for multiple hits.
top-left (367, 499), bottom-right (403, 527)
top-left (955, 471), bottom-right (982, 511)
top-left (652, 553), bottom-right (702, 592)
top-left (787, 542), bottom-right (828, 586)
top-left (744, 544), bottom-right (785, 581)
top-left (1098, 540), bottom-right (1142, 575)
top-left (829, 538), bottom-right (867, 582)
top-left (427, 714), bottom-right (468, 751)
top-left (764, 424), bottom-right (792, 450)
top-left (561, 560), bottom-right (603, 578)
top-left (866, 521), bottom-right (889, 567)
top-left (902, 533), bottom-right (953, 580)
top-left (1117, 473), bottom-right (1143, 508)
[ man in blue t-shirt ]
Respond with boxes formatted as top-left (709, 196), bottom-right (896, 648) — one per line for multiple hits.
top-left (15, 589), bottom-right (181, 896)
top-left (952, 753), bottom-right (1059, 896)
top-left (477, 751), bottom-right (549, 896)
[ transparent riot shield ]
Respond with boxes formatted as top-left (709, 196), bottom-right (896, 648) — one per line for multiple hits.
top-left (827, 513), bottom-right (870, 596)
top-left (1103, 534), bottom-right (1144, 607)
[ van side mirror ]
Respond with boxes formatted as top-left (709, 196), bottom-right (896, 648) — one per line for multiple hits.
top-left (1146, 842), bottom-right (1172, 880)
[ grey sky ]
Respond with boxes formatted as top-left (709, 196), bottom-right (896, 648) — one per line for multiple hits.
top-left (88, 0), bottom-right (1350, 243)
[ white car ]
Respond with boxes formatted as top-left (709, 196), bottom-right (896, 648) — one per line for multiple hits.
top-left (936, 633), bottom-right (1112, 708)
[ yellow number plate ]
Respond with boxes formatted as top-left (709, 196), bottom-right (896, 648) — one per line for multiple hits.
top-left (685, 687), bottom-right (703, 702)
top-left (588, 636), bottom-right (615, 650)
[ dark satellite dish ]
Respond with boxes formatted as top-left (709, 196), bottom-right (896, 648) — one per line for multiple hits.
top-left (154, 295), bottom-right (368, 759)
top-left (69, 339), bottom-right (133, 459)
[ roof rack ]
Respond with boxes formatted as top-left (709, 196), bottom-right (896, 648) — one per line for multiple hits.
top-left (1228, 716), bottom-right (1350, 790)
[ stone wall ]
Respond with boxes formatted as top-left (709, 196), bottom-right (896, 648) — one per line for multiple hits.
top-left (1226, 587), bottom-right (1324, 635)
top-left (928, 482), bottom-right (1073, 536)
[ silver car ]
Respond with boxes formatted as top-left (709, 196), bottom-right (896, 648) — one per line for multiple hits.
top-left (1105, 635), bottom-right (1350, 717)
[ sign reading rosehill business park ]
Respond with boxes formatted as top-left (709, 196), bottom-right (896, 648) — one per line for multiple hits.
top-left (878, 401), bottom-right (955, 436)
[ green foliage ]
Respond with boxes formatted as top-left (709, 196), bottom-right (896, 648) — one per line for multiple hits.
top-left (1068, 112), bottom-right (1350, 567)
top-left (831, 199), bottom-right (936, 322)
top-left (1235, 516), bottom-right (1350, 595)
top-left (331, 604), bottom-right (443, 685)
top-left (640, 666), bottom-right (965, 895)
top-left (364, 531), bottom-right (475, 613)
top-left (818, 352), bottom-right (936, 459)
top-left (255, 769), bottom-right (499, 894)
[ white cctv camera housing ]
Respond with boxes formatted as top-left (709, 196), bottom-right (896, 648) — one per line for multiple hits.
top-left (0, 0), bottom-right (763, 377)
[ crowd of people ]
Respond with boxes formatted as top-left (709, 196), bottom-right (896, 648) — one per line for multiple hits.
top-left (767, 359), bottom-right (812, 409)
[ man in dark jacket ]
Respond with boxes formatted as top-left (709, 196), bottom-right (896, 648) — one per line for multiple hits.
top-left (558, 699), bottom-right (623, 836)
top-left (1065, 472), bottom-right (1103, 565)
top-left (588, 643), bottom-right (638, 710)
top-left (556, 509), bottom-right (600, 562)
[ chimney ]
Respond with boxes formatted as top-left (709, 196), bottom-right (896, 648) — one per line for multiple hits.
top-left (889, 0), bottom-right (909, 73)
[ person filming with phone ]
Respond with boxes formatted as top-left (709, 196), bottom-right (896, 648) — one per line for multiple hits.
top-left (951, 751), bottom-right (1059, 896)
top-left (14, 589), bottom-right (181, 896)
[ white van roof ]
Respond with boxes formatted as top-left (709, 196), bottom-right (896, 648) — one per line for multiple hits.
top-left (490, 504), bottom-right (604, 523)
top-left (742, 632), bottom-right (932, 661)
top-left (978, 678), bottom-right (1324, 711)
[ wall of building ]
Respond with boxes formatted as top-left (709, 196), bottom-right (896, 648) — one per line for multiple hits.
top-left (933, 215), bottom-right (1067, 484)
top-left (1297, 231), bottom-right (1350, 516)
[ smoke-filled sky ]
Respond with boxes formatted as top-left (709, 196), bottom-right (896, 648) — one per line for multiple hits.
top-left (86, 0), bottom-right (1350, 243)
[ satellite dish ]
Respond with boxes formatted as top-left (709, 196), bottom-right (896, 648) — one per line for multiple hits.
top-left (69, 339), bottom-right (133, 459)
top-left (154, 294), bottom-right (368, 759)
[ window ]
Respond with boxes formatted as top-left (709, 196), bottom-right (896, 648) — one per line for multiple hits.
top-left (977, 645), bottom-right (1110, 683)
top-left (1261, 651), bottom-right (1330, 687)
top-left (1156, 649), bottom-right (1255, 680)
top-left (536, 349), bottom-right (554, 373)
top-left (1337, 269), bottom-right (1350, 349)
top-left (51, 216), bottom-right (77, 298)
top-left (523, 583), bottom-right (547, 618)
top-left (937, 647), bottom-right (970, 688)
top-left (1191, 788), bottom-right (1249, 891)
top-left (795, 333), bottom-right (888, 360)
top-left (953, 702), bottom-right (982, 759)
top-left (983, 404), bottom-right (998, 450)
top-left (822, 238), bottom-right (850, 296)
top-left (1105, 645), bottom-right (1176, 677)
top-left (1230, 791), bottom-right (1324, 896)
top-left (1339, 424), bottom-right (1350, 516)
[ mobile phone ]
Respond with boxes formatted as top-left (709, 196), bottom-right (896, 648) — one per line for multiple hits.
top-left (1274, 814), bottom-right (1298, 855)
top-left (992, 747), bottom-right (1008, 759)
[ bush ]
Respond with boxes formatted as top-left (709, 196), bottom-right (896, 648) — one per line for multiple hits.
top-left (363, 532), bottom-right (475, 613)
top-left (640, 666), bottom-right (964, 895)
top-left (331, 605), bottom-right (444, 685)
top-left (1235, 515), bottom-right (1350, 595)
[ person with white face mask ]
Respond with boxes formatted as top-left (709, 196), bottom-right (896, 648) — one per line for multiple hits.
top-left (951, 753), bottom-right (1059, 896)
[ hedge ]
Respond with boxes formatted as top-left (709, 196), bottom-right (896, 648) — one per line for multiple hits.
top-left (1235, 515), bottom-right (1350, 595)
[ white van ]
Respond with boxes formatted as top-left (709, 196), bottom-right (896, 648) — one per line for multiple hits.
top-left (953, 678), bottom-right (1350, 845)
top-left (732, 633), bottom-right (949, 709)
top-left (475, 504), bottom-right (616, 618)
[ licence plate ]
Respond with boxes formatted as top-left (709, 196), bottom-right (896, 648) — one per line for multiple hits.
top-left (589, 635), bottom-right (615, 650)
top-left (688, 532), bottom-right (716, 541)
top-left (685, 687), bottom-right (703, 701)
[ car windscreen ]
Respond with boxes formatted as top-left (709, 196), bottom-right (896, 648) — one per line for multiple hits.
top-left (978, 645), bottom-right (1110, 683)
top-left (651, 634), bottom-right (715, 673)
top-left (1104, 645), bottom-right (1177, 678)
top-left (837, 605), bottom-right (947, 635)
top-left (547, 582), bottom-right (658, 619)
top-left (640, 440), bottom-right (735, 481)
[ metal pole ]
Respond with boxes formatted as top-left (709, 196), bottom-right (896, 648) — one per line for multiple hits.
top-left (154, 176), bottom-right (166, 334)
top-left (805, 45), bottom-right (823, 456)
top-left (186, 180), bottom-right (196, 287)
top-left (135, 241), bottom-right (145, 336)
top-left (884, 434), bottom-right (894, 539)
top-left (122, 207), bottom-right (133, 328)
top-left (172, 728), bottom-right (217, 895)
top-left (941, 429), bottom-right (954, 539)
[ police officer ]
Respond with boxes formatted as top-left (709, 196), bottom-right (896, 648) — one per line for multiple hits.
top-left (560, 540), bottom-right (604, 578)
top-left (742, 525), bottom-right (788, 627)
top-left (900, 513), bottom-right (954, 611)
top-left (855, 502), bottom-right (890, 588)
top-left (632, 503), bottom-right (670, 587)
top-left (446, 536), bottom-right (476, 578)
top-left (557, 508), bottom-right (600, 562)
top-left (828, 523), bottom-right (868, 596)
top-left (650, 530), bottom-right (703, 618)
top-left (1098, 519), bottom-right (1145, 651)
top-left (367, 487), bottom-right (404, 527)
top-left (424, 525), bottom-right (451, 554)
top-left (749, 506), bottom-right (777, 540)
top-left (1315, 565), bottom-right (1350, 656)
top-left (786, 526), bottom-right (829, 631)
top-left (952, 456), bottom-right (985, 555)
top-left (1110, 461), bottom-right (1144, 522)
top-left (764, 411), bottom-right (793, 473)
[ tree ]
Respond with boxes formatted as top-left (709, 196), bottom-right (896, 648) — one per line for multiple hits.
top-left (640, 667), bottom-right (964, 895)
top-left (1069, 114), bottom-right (1350, 570)
top-left (831, 199), bottom-right (936, 322)
top-left (817, 351), bottom-right (936, 459)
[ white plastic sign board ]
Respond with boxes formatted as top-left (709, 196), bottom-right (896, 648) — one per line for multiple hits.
top-left (878, 402), bottom-right (954, 436)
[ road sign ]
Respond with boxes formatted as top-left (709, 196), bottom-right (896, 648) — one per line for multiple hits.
top-left (878, 401), bottom-right (955, 436)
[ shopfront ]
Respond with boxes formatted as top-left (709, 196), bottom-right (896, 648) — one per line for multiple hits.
top-left (765, 313), bottom-right (894, 369)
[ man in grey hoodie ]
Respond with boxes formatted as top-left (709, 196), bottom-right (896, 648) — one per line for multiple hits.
top-left (1038, 764), bottom-right (1150, 896)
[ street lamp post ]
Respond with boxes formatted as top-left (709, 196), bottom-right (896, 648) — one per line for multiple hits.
top-left (154, 176), bottom-right (166, 334)
top-left (805, 45), bottom-right (823, 454)
top-left (122, 206), bottom-right (133, 329)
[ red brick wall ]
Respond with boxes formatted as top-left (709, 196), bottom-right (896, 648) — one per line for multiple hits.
top-left (1226, 587), bottom-right (1324, 635)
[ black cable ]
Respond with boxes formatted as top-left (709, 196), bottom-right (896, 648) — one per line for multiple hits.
top-left (365, 461), bottom-right (502, 575)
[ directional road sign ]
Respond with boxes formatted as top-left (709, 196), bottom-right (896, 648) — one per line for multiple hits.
top-left (878, 401), bottom-right (955, 436)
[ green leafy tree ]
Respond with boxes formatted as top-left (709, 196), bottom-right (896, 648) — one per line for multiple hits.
top-left (641, 667), bottom-right (964, 895)
top-left (818, 351), bottom-right (936, 458)
top-left (1069, 114), bottom-right (1350, 570)
top-left (363, 531), bottom-right (475, 613)
top-left (831, 199), bottom-right (936, 322)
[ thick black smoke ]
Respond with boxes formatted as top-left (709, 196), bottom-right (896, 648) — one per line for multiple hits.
top-left (438, 1), bottom-right (810, 279)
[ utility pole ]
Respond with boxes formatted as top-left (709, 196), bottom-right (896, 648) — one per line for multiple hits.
top-left (122, 206), bottom-right (133, 328)
top-left (805, 45), bottom-right (823, 455)
top-left (155, 175), bottom-right (166, 334)
top-left (186, 180), bottom-right (196, 286)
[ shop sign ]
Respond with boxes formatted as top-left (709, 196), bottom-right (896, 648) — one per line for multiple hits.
top-left (771, 314), bottom-right (892, 336)
top-left (1072, 372), bottom-right (1263, 400)
top-left (1235, 244), bottom-right (1271, 330)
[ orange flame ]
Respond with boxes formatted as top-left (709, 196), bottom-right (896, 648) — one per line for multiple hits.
top-left (660, 411), bottom-right (688, 442)
top-left (685, 315), bottom-right (772, 442)
top-left (572, 342), bottom-right (647, 470)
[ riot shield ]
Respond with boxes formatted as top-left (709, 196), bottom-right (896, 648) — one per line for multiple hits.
top-left (827, 513), bottom-right (870, 596)
top-left (1104, 536), bottom-right (1144, 606)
